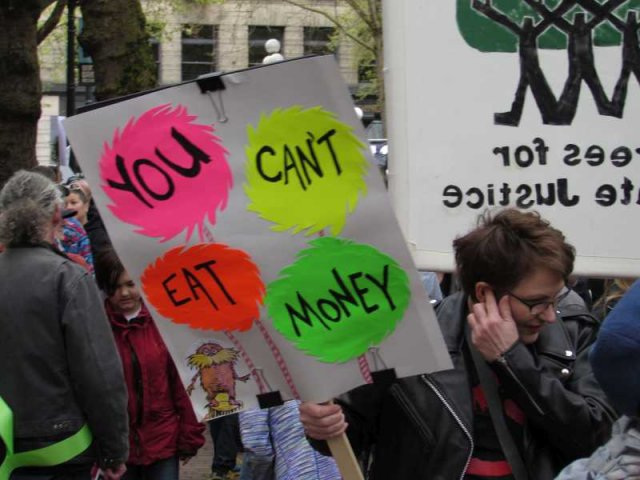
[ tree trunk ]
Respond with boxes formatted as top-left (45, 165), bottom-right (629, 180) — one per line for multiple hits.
top-left (0, 1), bottom-right (43, 187)
top-left (78, 0), bottom-right (156, 101)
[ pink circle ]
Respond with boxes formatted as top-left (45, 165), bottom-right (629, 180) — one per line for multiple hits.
top-left (100, 104), bottom-right (232, 241)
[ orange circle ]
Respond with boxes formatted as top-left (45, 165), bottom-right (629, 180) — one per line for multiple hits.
top-left (142, 244), bottom-right (264, 331)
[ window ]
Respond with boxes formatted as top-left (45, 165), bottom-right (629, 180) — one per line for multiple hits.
top-left (150, 37), bottom-right (161, 80)
top-left (248, 26), bottom-right (284, 67)
top-left (303, 27), bottom-right (336, 57)
top-left (358, 61), bottom-right (376, 83)
top-left (181, 24), bottom-right (218, 81)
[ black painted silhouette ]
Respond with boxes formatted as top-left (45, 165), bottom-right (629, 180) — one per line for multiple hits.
top-left (471, 0), bottom-right (640, 126)
top-left (472, 0), bottom-right (570, 125)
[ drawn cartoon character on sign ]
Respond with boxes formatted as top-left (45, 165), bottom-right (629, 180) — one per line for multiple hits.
top-left (186, 342), bottom-right (250, 419)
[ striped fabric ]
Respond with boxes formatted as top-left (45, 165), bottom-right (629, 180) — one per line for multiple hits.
top-left (240, 400), bottom-right (341, 480)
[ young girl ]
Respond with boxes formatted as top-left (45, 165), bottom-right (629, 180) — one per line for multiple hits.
top-left (64, 184), bottom-right (91, 226)
top-left (95, 247), bottom-right (205, 480)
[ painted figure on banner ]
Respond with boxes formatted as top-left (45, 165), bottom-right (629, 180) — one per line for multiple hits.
top-left (460, 0), bottom-right (640, 125)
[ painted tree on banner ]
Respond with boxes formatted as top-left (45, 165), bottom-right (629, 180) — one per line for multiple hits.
top-left (458, 0), bottom-right (640, 125)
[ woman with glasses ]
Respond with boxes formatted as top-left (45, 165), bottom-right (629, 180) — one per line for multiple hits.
top-left (301, 208), bottom-right (616, 480)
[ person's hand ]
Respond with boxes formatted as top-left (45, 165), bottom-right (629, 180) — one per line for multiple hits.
top-left (102, 463), bottom-right (127, 480)
top-left (299, 402), bottom-right (348, 440)
top-left (468, 288), bottom-right (518, 361)
top-left (180, 455), bottom-right (194, 466)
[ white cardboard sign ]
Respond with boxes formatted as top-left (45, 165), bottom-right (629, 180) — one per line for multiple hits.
top-left (64, 56), bottom-right (451, 421)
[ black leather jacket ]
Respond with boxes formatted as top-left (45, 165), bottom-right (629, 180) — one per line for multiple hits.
top-left (317, 291), bottom-right (616, 480)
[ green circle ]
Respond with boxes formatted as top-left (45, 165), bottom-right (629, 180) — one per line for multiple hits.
top-left (244, 106), bottom-right (368, 236)
top-left (266, 237), bottom-right (411, 363)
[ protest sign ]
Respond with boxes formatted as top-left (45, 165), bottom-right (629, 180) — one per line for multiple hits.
top-left (384, 1), bottom-right (640, 277)
top-left (63, 56), bottom-right (451, 421)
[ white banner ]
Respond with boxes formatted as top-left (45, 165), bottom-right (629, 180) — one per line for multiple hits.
top-left (385, 1), bottom-right (640, 277)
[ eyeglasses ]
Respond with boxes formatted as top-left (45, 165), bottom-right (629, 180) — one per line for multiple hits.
top-left (506, 286), bottom-right (571, 316)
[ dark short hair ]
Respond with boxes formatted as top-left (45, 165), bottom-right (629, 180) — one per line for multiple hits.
top-left (453, 208), bottom-right (575, 300)
top-left (94, 247), bottom-right (125, 296)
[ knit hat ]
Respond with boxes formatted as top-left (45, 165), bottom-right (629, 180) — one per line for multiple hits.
top-left (590, 280), bottom-right (640, 417)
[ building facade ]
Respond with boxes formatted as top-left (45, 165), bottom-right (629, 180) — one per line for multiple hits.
top-left (38, 0), bottom-right (370, 165)
top-left (151, 0), bottom-right (357, 86)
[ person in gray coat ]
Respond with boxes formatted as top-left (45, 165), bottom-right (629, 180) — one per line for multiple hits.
top-left (0, 171), bottom-right (129, 479)
top-left (556, 280), bottom-right (640, 480)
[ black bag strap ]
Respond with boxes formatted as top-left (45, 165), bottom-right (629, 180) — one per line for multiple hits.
top-left (466, 328), bottom-right (529, 480)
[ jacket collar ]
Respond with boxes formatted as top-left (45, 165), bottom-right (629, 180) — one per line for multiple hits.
top-left (105, 300), bottom-right (151, 329)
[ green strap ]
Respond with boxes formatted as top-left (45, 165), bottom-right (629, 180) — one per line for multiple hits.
top-left (0, 397), bottom-right (93, 480)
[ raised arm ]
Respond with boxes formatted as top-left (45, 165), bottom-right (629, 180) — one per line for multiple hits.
top-left (523, 0), bottom-right (576, 33)
top-left (578, 0), bottom-right (627, 31)
top-left (490, 303), bottom-right (616, 462)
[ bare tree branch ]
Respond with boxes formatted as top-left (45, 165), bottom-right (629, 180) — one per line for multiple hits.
top-left (281, 0), bottom-right (375, 53)
top-left (365, 0), bottom-right (381, 33)
top-left (341, 0), bottom-right (377, 32)
top-left (37, 0), bottom-right (67, 45)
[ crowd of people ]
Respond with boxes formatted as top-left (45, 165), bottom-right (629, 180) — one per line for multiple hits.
top-left (1, 167), bottom-right (639, 480)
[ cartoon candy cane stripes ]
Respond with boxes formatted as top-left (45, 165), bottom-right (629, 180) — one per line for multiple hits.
top-left (203, 226), bottom-right (301, 398)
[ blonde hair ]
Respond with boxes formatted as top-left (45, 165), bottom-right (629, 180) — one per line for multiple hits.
top-left (68, 179), bottom-right (92, 201)
top-left (594, 278), bottom-right (636, 314)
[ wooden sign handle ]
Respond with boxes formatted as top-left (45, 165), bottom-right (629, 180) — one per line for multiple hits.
top-left (326, 433), bottom-right (364, 480)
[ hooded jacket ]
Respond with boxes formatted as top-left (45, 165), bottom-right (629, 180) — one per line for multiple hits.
top-left (590, 280), bottom-right (640, 418)
top-left (106, 301), bottom-right (205, 465)
top-left (555, 416), bottom-right (640, 480)
top-left (556, 280), bottom-right (640, 479)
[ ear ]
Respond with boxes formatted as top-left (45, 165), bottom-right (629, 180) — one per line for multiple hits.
top-left (474, 281), bottom-right (492, 302)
